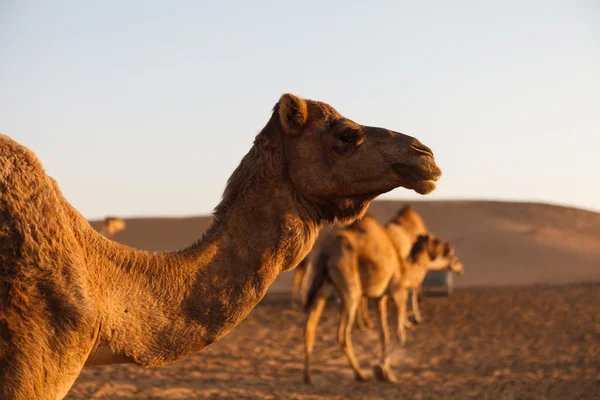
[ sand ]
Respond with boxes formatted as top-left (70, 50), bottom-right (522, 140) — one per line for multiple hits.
top-left (69, 285), bottom-right (600, 399)
top-left (73, 200), bottom-right (600, 399)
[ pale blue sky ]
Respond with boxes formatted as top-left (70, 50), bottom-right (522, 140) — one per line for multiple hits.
top-left (1, 0), bottom-right (599, 219)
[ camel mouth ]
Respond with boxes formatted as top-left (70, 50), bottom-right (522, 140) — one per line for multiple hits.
top-left (413, 179), bottom-right (437, 195)
top-left (394, 161), bottom-right (442, 195)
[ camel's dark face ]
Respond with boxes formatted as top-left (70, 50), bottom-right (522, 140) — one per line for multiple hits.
top-left (427, 237), bottom-right (464, 275)
top-left (277, 94), bottom-right (442, 222)
top-left (449, 256), bottom-right (465, 275)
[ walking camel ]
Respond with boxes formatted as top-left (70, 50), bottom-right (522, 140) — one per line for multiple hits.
top-left (0, 93), bottom-right (441, 399)
top-left (290, 225), bottom-right (339, 308)
top-left (293, 206), bottom-right (427, 326)
top-left (399, 233), bottom-right (464, 326)
top-left (98, 216), bottom-right (126, 238)
top-left (302, 214), bottom-right (461, 384)
top-left (362, 205), bottom-right (463, 327)
top-left (384, 205), bottom-right (431, 325)
top-left (290, 226), bottom-right (348, 311)
top-left (291, 228), bottom-right (374, 330)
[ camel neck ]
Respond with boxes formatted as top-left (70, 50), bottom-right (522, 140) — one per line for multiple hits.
top-left (85, 132), bottom-right (320, 367)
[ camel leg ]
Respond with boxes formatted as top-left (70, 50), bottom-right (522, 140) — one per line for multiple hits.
top-left (356, 297), bottom-right (372, 331)
top-left (392, 288), bottom-right (409, 345)
top-left (361, 297), bottom-right (373, 328)
top-left (373, 295), bottom-right (397, 383)
top-left (357, 306), bottom-right (366, 330)
top-left (411, 288), bottom-right (423, 324)
top-left (291, 265), bottom-right (304, 309)
top-left (337, 304), bottom-right (347, 345)
top-left (337, 296), bottom-right (367, 382)
top-left (304, 286), bottom-right (328, 384)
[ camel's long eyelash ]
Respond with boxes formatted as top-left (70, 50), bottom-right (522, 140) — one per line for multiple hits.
top-left (339, 134), bottom-right (354, 143)
top-left (336, 129), bottom-right (363, 145)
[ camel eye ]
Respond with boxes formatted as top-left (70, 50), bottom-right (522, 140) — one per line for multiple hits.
top-left (330, 124), bottom-right (364, 155)
top-left (338, 133), bottom-right (354, 144)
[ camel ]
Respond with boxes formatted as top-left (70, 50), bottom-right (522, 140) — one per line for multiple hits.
top-left (356, 205), bottom-right (460, 327)
top-left (385, 205), bottom-right (464, 326)
top-left (383, 205), bottom-right (430, 325)
top-left (0, 93), bottom-right (442, 399)
top-left (291, 229), bottom-right (374, 330)
top-left (302, 215), bottom-right (460, 384)
top-left (399, 235), bottom-right (464, 327)
top-left (294, 206), bottom-right (426, 324)
top-left (290, 225), bottom-right (340, 308)
top-left (98, 216), bottom-right (126, 237)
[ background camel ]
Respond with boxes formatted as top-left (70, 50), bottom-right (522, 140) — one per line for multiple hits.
top-left (295, 205), bottom-right (427, 327)
top-left (302, 215), bottom-right (457, 384)
top-left (360, 205), bottom-right (461, 327)
top-left (290, 225), bottom-right (340, 308)
top-left (98, 216), bottom-right (126, 237)
top-left (400, 234), bottom-right (464, 326)
top-left (0, 93), bottom-right (441, 399)
top-left (292, 228), bottom-right (374, 330)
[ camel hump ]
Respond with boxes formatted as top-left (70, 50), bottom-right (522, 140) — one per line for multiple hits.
top-left (0, 135), bottom-right (46, 183)
top-left (397, 204), bottom-right (413, 215)
top-left (0, 136), bottom-right (74, 244)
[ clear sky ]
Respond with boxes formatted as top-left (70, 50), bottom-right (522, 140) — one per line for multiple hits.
top-left (1, 0), bottom-right (599, 219)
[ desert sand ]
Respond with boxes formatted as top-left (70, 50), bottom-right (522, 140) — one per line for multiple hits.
top-left (70, 200), bottom-right (600, 399)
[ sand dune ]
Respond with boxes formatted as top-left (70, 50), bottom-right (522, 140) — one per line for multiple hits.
top-left (90, 200), bottom-right (600, 290)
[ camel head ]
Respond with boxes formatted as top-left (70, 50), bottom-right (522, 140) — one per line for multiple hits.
top-left (409, 234), bottom-right (464, 275)
top-left (275, 94), bottom-right (442, 223)
top-left (440, 241), bottom-right (465, 275)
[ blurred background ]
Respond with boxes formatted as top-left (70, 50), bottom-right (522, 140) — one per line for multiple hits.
top-left (1, 1), bottom-right (599, 399)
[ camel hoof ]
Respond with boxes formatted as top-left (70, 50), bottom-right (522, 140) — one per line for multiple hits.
top-left (354, 373), bottom-right (369, 383)
top-left (303, 375), bottom-right (312, 385)
top-left (404, 320), bottom-right (414, 329)
top-left (414, 317), bottom-right (423, 324)
top-left (373, 365), bottom-right (397, 383)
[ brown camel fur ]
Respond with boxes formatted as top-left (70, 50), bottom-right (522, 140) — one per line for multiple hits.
top-left (295, 205), bottom-right (427, 325)
top-left (291, 257), bottom-right (309, 307)
top-left (302, 215), bottom-right (459, 384)
top-left (384, 205), bottom-right (430, 326)
top-left (291, 229), bottom-right (373, 330)
top-left (290, 225), bottom-right (341, 308)
top-left (400, 235), bottom-right (464, 325)
top-left (0, 93), bottom-right (442, 399)
top-left (98, 217), bottom-right (126, 237)
top-left (356, 204), bottom-right (454, 327)
top-left (385, 205), bottom-right (463, 326)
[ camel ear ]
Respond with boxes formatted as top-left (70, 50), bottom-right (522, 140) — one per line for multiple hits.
top-left (278, 93), bottom-right (308, 136)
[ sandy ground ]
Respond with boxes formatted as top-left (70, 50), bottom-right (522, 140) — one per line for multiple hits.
top-left (69, 284), bottom-right (600, 399)
top-left (75, 201), bottom-right (600, 398)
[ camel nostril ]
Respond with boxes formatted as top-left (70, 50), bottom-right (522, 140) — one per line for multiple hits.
top-left (410, 141), bottom-right (434, 157)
